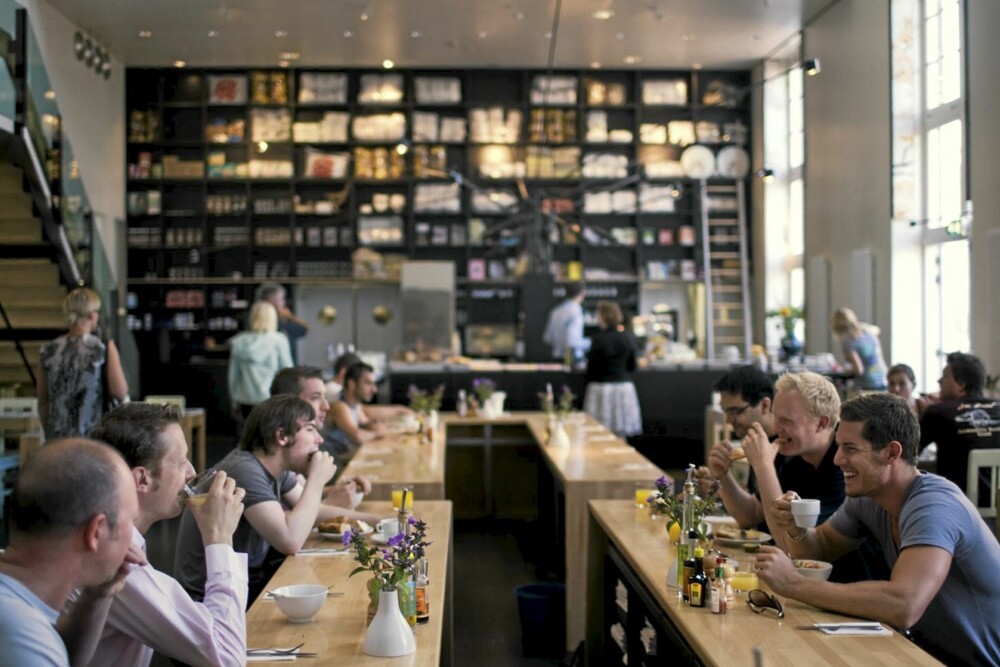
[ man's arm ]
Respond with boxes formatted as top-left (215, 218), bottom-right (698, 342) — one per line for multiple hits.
top-left (242, 452), bottom-right (337, 554)
top-left (757, 544), bottom-right (952, 629)
top-left (566, 308), bottom-right (591, 352)
top-left (284, 482), bottom-right (381, 525)
top-left (329, 403), bottom-right (382, 447)
top-left (704, 441), bottom-right (764, 528)
top-left (364, 404), bottom-right (413, 421)
top-left (742, 423), bottom-right (786, 547)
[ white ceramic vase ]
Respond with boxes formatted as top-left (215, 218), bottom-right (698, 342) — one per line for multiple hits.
top-left (364, 589), bottom-right (416, 657)
top-left (548, 420), bottom-right (570, 448)
top-left (427, 409), bottom-right (440, 430)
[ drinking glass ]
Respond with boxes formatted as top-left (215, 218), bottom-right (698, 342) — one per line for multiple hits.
top-left (634, 482), bottom-right (656, 509)
top-left (392, 488), bottom-right (414, 511)
top-left (178, 468), bottom-right (218, 508)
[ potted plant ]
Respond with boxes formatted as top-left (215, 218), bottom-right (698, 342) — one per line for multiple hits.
top-left (766, 305), bottom-right (805, 361)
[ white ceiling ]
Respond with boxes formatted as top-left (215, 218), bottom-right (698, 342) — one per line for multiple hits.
top-left (47, 0), bottom-right (826, 70)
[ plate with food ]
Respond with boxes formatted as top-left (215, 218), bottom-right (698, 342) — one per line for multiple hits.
top-left (315, 517), bottom-right (374, 539)
top-left (711, 525), bottom-right (772, 546)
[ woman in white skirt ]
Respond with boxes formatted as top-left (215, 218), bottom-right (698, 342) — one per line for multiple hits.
top-left (583, 301), bottom-right (642, 437)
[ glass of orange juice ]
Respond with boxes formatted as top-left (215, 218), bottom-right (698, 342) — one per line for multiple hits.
top-left (634, 483), bottom-right (655, 509)
top-left (392, 488), bottom-right (414, 511)
top-left (730, 571), bottom-right (758, 593)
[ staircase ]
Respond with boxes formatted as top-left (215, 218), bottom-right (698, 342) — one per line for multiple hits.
top-left (0, 142), bottom-right (66, 394)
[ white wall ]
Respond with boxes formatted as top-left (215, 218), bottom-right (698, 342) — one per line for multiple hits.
top-left (802, 0), bottom-right (892, 356)
top-left (967, 0), bottom-right (1000, 374)
top-left (19, 0), bottom-right (125, 278)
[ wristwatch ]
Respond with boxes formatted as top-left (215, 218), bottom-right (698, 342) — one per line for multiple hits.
top-left (785, 527), bottom-right (808, 542)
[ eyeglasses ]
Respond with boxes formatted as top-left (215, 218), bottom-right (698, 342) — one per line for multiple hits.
top-left (723, 404), bottom-right (751, 417)
top-left (746, 589), bottom-right (784, 618)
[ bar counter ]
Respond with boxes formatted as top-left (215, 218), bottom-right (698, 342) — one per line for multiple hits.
top-left (585, 500), bottom-right (942, 666)
top-left (246, 500), bottom-right (453, 666)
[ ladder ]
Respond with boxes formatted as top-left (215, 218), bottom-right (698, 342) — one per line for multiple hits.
top-left (698, 180), bottom-right (752, 360)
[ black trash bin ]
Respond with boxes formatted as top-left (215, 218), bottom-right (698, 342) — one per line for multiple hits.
top-left (514, 582), bottom-right (566, 658)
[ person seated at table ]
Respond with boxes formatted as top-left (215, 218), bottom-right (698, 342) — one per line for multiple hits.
top-left (742, 371), bottom-right (889, 582)
top-left (919, 351), bottom-right (999, 496)
top-left (0, 438), bottom-right (142, 666)
top-left (887, 363), bottom-right (932, 419)
top-left (325, 362), bottom-right (387, 463)
top-left (325, 352), bottom-right (412, 424)
top-left (73, 403), bottom-right (247, 667)
top-left (701, 365), bottom-right (777, 529)
top-left (173, 395), bottom-right (338, 603)
top-left (756, 392), bottom-right (1000, 667)
top-left (270, 366), bottom-right (377, 511)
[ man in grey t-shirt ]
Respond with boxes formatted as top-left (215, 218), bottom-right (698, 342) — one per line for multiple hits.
top-left (756, 393), bottom-right (1000, 667)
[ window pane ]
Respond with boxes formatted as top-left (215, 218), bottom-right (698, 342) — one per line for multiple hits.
top-left (925, 0), bottom-right (940, 19)
top-left (939, 119), bottom-right (963, 225)
top-left (788, 67), bottom-right (802, 101)
top-left (924, 14), bottom-right (941, 63)
top-left (939, 239), bottom-right (970, 355)
top-left (941, 1), bottom-right (960, 54)
top-left (941, 52), bottom-right (961, 103)
top-left (926, 125), bottom-right (941, 225)
top-left (923, 245), bottom-right (942, 381)
top-left (925, 59), bottom-right (941, 109)
top-left (788, 178), bottom-right (804, 255)
top-left (790, 130), bottom-right (804, 169)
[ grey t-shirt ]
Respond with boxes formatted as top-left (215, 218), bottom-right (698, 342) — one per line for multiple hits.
top-left (829, 473), bottom-right (1000, 667)
top-left (174, 449), bottom-right (296, 599)
top-left (0, 572), bottom-right (69, 666)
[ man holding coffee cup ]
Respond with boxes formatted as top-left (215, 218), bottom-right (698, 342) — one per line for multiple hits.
top-left (81, 402), bottom-right (248, 667)
top-left (756, 393), bottom-right (1000, 667)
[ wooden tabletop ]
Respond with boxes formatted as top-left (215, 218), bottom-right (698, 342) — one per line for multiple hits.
top-left (344, 428), bottom-right (447, 502)
top-left (246, 500), bottom-right (452, 666)
top-left (588, 500), bottom-right (942, 666)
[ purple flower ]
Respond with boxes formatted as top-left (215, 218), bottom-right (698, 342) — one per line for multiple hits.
top-left (341, 530), bottom-right (353, 546)
top-left (407, 516), bottom-right (416, 525)
top-left (387, 533), bottom-right (405, 548)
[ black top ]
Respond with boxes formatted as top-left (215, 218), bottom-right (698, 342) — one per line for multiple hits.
top-left (585, 329), bottom-right (637, 383)
top-left (920, 396), bottom-right (1000, 492)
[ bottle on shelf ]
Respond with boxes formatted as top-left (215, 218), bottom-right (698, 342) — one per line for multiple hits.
top-left (688, 547), bottom-right (707, 608)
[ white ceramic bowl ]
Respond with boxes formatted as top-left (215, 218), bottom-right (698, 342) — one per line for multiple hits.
top-left (793, 559), bottom-right (833, 581)
top-left (272, 584), bottom-right (328, 623)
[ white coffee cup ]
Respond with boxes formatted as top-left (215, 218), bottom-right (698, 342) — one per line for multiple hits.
top-left (350, 491), bottom-right (365, 509)
top-left (377, 518), bottom-right (400, 540)
top-left (790, 498), bottom-right (821, 528)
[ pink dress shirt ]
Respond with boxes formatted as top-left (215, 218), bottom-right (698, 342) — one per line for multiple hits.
top-left (79, 526), bottom-right (248, 667)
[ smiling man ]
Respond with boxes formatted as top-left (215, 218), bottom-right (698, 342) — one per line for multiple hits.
top-left (757, 392), bottom-right (1000, 667)
top-left (174, 395), bottom-right (339, 603)
top-left (78, 403), bottom-right (247, 667)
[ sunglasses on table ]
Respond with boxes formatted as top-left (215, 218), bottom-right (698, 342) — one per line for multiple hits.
top-left (746, 589), bottom-right (784, 618)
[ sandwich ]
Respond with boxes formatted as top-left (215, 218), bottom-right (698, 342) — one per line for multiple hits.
top-left (729, 446), bottom-right (746, 462)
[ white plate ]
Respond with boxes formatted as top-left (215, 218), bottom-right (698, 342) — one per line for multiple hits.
top-left (712, 529), bottom-right (772, 547)
top-left (316, 525), bottom-right (374, 540)
top-left (716, 145), bottom-right (750, 178)
top-left (680, 145), bottom-right (716, 178)
top-left (702, 515), bottom-right (739, 531)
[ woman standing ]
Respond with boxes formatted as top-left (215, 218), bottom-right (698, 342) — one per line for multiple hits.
top-left (228, 300), bottom-right (293, 418)
top-left (583, 301), bottom-right (642, 437)
top-left (830, 307), bottom-right (888, 390)
top-left (37, 287), bottom-right (128, 438)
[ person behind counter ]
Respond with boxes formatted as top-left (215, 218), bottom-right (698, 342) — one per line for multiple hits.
top-left (757, 392), bottom-right (1000, 667)
top-left (542, 282), bottom-right (590, 365)
top-left (256, 284), bottom-right (310, 364)
top-left (583, 301), bottom-right (641, 438)
top-left (830, 306), bottom-right (888, 390)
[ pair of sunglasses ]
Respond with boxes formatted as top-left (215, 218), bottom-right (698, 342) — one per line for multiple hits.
top-left (746, 589), bottom-right (784, 618)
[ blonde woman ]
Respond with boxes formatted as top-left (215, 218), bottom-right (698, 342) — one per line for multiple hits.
top-left (228, 300), bottom-right (293, 418)
top-left (37, 287), bottom-right (128, 438)
top-left (830, 307), bottom-right (887, 390)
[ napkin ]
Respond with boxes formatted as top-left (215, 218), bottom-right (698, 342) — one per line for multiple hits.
top-left (247, 654), bottom-right (296, 662)
top-left (816, 622), bottom-right (891, 636)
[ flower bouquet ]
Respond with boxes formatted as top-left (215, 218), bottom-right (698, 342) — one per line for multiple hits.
top-left (648, 475), bottom-right (718, 543)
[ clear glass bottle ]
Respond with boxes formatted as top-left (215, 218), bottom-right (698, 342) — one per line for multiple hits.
top-left (415, 558), bottom-right (430, 624)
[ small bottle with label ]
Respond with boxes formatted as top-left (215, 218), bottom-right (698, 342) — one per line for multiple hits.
top-left (682, 534), bottom-right (698, 602)
top-left (457, 389), bottom-right (468, 417)
top-left (415, 558), bottom-right (430, 624)
top-left (688, 547), bottom-right (707, 608)
top-left (710, 558), bottom-right (728, 614)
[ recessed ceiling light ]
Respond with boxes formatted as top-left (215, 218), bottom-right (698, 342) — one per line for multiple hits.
top-left (592, 9), bottom-right (615, 20)
top-left (280, 51), bottom-right (300, 60)
top-left (278, 60), bottom-right (290, 68)
top-left (44, 90), bottom-right (55, 100)
top-left (590, 62), bottom-right (602, 69)
top-left (478, 31), bottom-right (487, 39)
top-left (173, 60), bottom-right (186, 68)
top-left (692, 63), bottom-right (703, 70)
top-left (410, 30), bottom-right (422, 39)
top-left (207, 30), bottom-right (219, 38)
top-left (343, 30), bottom-right (354, 38)
top-left (681, 33), bottom-right (696, 41)
top-left (623, 55), bottom-right (642, 64)
top-left (615, 32), bottom-right (625, 40)
top-left (382, 59), bottom-right (395, 69)
top-left (275, 30), bottom-right (287, 38)
top-left (138, 30), bottom-right (152, 38)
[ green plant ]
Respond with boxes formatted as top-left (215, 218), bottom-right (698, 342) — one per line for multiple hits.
top-left (556, 385), bottom-right (575, 419)
top-left (344, 517), bottom-right (431, 592)
top-left (766, 305), bottom-right (804, 336)
top-left (407, 384), bottom-right (444, 413)
top-left (649, 475), bottom-right (718, 543)
top-left (472, 378), bottom-right (496, 404)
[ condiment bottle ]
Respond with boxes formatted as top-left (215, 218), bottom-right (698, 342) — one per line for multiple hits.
top-left (688, 547), bottom-right (707, 608)
top-left (415, 558), bottom-right (430, 624)
top-left (457, 389), bottom-right (468, 417)
top-left (682, 532), bottom-right (698, 602)
top-left (711, 558), bottom-right (728, 614)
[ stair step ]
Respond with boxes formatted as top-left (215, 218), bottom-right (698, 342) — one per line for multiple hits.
top-left (0, 341), bottom-right (43, 366)
top-left (0, 192), bottom-right (33, 216)
top-left (1, 306), bottom-right (65, 329)
top-left (0, 218), bottom-right (43, 244)
top-left (0, 285), bottom-right (66, 306)
top-left (0, 259), bottom-right (60, 285)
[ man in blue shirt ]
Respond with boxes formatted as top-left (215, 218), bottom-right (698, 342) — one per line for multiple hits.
top-left (757, 393), bottom-right (1000, 667)
top-left (542, 282), bottom-right (590, 363)
top-left (0, 438), bottom-right (142, 666)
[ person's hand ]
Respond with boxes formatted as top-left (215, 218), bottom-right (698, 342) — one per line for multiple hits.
top-left (348, 475), bottom-right (373, 495)
top-left (707, 441), bottom-right (735, 479)
top-left (278, 306), bottom-right (295, 319)
top-left (308, 450), bottom-right (338, 485)
top-left (189, 471), bottom-right (245, 547)
top-left (355, 511), bottom-right (381, 525)
top-left (323, 481), bottom-right (352, 507)
top-left (769, 490), bottom-right (800, 533)
top-left (743, 422), bottom-right (778, 469)
top-left (368, 422), bottom-right (387, 438)
top-left (693, 467), bottom-right (718, 497)
top-left (81, 543), bottom-right (146, 601)
top-left (755, 545), bottom-right (802, 596)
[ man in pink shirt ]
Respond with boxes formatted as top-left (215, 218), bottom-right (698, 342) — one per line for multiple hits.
top-left (72, 403), bottom-right (248, 667)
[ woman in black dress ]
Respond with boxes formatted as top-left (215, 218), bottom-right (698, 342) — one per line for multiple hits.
top-left (583, 301), bottom-right (642, 437)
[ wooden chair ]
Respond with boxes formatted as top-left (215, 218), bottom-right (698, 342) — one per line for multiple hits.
top-left (966, 449), bottom-right (1000, 519)
top-left (144, 395), bottom-right (187, 410)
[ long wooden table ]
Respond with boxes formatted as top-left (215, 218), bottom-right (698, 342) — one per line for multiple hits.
top-left (246, 500), bottom-right (453, 666)
top-left (341, 412), bottom-right (666, 652)
top-left (586, 500), bottom-right (942, 666)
